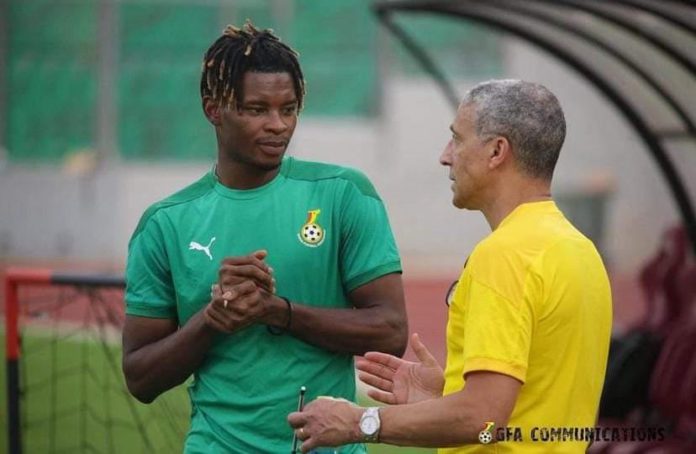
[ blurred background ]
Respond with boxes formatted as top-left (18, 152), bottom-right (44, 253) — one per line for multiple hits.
top-left (2, 0), bottom-right (692, 328)
top-left (1, 0), bottom-right (695, 453)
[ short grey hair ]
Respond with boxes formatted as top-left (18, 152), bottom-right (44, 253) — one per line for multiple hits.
top-left (461, 79), bottom-right (566, 180)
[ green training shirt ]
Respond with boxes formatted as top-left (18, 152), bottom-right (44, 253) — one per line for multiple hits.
top-left (125, 157), bottom-right (402, 453)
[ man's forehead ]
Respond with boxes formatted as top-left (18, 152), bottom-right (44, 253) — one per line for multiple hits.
top-left (457, 102), bottom-right (476, 117)
top-left (239, 71), bottom-right (298, 102)
top-left (452, 105), bottom-right (475, 130)
top-left (242, 70), bottom-right (294, 85)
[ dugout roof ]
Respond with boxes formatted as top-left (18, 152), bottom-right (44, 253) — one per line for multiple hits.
top-left (373, 0), bottom-right (696, 256)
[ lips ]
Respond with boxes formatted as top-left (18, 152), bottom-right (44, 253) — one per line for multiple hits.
top-left (257, 139), bottom-right (287, 156)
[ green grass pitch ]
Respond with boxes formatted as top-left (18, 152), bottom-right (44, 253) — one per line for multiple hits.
top-left (0, 334), bottom-right (432, 453)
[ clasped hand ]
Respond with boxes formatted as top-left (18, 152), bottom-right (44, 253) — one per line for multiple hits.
top-left (203, 250), bottom-right (277, 333)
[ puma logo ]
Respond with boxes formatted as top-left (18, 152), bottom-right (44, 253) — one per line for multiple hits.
top-left (189, 237), bottom-right (216, 260)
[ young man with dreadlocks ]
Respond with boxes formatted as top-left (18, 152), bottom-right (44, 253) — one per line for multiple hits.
top-left (122, 22), bottom-right (407, 453)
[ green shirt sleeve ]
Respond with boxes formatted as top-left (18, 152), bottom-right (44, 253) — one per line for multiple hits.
top-left (125, 212), bottom-right (178, 319)
top-left (339, 172), bottom-right (402, 292)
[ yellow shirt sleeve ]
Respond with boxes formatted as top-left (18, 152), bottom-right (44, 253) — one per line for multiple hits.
top-left (458, 276), bottom-right (534, 383)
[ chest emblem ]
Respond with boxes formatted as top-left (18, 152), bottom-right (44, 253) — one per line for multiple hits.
top-left (189, 236), bottom-right (216, 260)
top-left (298, 209), bottom-right (325, 247)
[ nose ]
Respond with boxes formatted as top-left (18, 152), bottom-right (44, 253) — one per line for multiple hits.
top-left (439, 140), bottom-right (453, 166)
top-left (265, 110), bottom-right (289, 134)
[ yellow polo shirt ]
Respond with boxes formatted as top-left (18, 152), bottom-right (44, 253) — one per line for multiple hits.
top-left (441, 201), bottom-right (612, 453)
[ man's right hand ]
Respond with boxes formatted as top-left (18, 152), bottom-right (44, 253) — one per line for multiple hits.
top-left (204, 282), bottom-right (261, 333)
top-left (356, 333), bottom-right (444, 405)
top-left (218, 250), bottom-right (275, 294)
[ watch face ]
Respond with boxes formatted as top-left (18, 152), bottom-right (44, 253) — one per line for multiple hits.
top-left (361, 416), bottom-right (378, 435)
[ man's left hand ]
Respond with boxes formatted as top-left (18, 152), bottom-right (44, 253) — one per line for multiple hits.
top-left (287, 397), bottom-right (363, 453)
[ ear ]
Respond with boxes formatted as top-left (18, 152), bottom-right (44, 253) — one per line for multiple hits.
top-left (488, 136), bottom-right (511, 170)
top-left (202, 97), bottom-right (222, 126)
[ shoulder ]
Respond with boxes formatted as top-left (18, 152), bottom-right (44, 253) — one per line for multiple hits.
top-left (130, 171), bottom-right (215, 242)
top-left (467, 217), bottom-right (577, 276)
top-left (285, 157), bottom-right (380, 200)
top-left (473, 221), bottom-right (600, 278)
top-left (540, 232), bottom-right (602, 269)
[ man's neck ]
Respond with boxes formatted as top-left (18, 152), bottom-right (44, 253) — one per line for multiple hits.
top-left (215, 157), bottom-right (281, 190)
top-left (481, 177), bottom-right (552, 230)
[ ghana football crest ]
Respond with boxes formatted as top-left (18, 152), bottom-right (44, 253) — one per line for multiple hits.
top-left (298, 209), bottom-right (325, 247)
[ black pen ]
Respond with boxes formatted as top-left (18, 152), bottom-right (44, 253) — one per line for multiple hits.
top-left (291, 386), bottom-right (306, 454)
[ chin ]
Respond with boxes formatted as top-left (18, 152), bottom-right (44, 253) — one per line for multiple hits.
top-left (451, 192), bottom-right (463, 208)
top-left (259, 160), bottom-right (283, 172)
top-left (255, 155), bottom-right (284, 171)
top-left (452, 195), bottom-right (471, 210)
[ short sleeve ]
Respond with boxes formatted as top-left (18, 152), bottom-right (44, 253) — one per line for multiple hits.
top-left (339, 176), bottom-right (401, 292)
top-left (125, 214), bottom-right (177, 319)
top-left (458, 276), bottom-right (533, 383)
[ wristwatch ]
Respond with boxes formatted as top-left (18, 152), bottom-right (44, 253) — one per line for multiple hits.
top-left (359, 407), bottom-right (381, 442)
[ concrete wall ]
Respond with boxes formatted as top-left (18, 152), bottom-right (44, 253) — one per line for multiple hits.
top-left (1, 36), bottom-right (693, 278)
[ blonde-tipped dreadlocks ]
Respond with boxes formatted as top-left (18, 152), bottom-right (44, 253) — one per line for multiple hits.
top-left (200, 20), bottom-right (305, 110)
